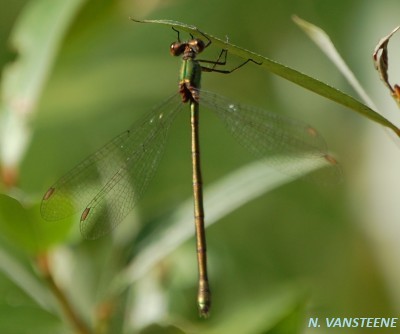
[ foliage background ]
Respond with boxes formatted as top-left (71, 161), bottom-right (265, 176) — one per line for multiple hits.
top-left (1, 0), bottom-right (400, 333)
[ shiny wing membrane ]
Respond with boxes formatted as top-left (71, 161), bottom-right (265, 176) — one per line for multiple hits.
top-left (41, 93), bottom-right (183, 239)
top-left (199, 90), bottom-right (341, 184)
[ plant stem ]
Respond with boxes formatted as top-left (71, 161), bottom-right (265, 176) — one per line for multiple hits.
top-left (37, 253), bottom-right (92, 334)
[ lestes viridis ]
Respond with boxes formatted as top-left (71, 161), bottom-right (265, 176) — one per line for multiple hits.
top-left (41, 24), bottom-right (340, 317)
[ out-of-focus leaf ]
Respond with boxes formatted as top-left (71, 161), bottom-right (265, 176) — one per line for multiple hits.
top-left (0, 245), bottom-right (54, 312)
top-left (263, 301), bottom-right (306, 334)
top-left (203, 283), bottom-right (306, 334)
top-left (0, 194), bottom-right (36, 252)
top-left (0, 304), bottom-right (62, 334)
top-left (140, 324), bottom-right (186, 334)
top-left (0, 194), bottom-right (73, 253)
top-left (0, 0), bottom-right (86, 179)
top-left (112, 156), bottom-right (327, 293)
top-left (292, 15), bottom-right (376, 110)
top-left (131, 19), bottom-right (400, 136)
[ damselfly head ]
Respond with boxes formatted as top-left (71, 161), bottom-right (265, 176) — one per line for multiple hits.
top-left (170, 39), bottom-right (205, 57)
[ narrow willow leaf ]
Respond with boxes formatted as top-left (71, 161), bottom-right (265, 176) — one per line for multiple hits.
top-left (292, 15), bottom-right (376, 110)
top-left (0, 246), bottom-right (54, 312)
top-left (131, 18), bottom-right (400, 136)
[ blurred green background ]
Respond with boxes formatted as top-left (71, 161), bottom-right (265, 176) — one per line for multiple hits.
top-left (1, 0), bottom-right (400, 333)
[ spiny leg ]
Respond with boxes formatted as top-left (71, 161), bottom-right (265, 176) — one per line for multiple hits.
top-left (196, 33), bottom-right (262, 73)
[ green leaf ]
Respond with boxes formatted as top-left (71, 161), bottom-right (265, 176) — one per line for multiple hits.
top-left (140, 324), bottom-right (186, 334)
top-left (0, 242), bottom-right (55, 313)
top-left (202, 283), bottom-right (307, 334)
top-left (0, 303), bottom-right (62, 334)
top-left (0, 194), bottom-right (39, 252)
top-left (0, 194), bottom-right (73, 253)
top-left (2, 0), bottom-right (86, 112)
top-left (264, 300), bottom-right (306, 334)
top-left (131, 18), bottom-right (400, 136)
top-left (0, 0), bottom-right (86, 170)
top-left (292, 15), bottom-right (377, 109)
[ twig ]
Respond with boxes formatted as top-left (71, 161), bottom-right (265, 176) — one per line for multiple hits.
top-left (37, 253), bottom-right (92, 334)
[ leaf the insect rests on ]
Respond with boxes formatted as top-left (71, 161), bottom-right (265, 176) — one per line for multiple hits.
top-left (131, 18), bottom-right (400, 137)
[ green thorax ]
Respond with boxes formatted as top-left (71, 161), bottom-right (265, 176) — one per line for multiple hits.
top-left (180, 58), bottom-right (202, 89)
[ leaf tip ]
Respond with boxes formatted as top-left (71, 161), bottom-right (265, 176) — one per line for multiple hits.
top-left (129, 17), bottom-right (142, 23)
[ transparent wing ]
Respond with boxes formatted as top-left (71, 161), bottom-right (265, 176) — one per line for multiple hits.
top-left (41, 93), bottom-right (183, 239)
top-left (199, 90), bottom-right (341, 183)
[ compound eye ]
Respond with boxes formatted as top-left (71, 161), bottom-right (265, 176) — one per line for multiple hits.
top-left (189, 39), bottom-right (205, 53)
top-left (170, 42), bottom-right (185, 56)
